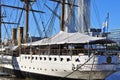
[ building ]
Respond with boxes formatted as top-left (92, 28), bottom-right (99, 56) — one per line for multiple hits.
top-left (108, 29), bottom-right (120, 47)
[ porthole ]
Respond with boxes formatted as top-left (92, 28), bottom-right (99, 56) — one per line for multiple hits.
top-left (25, 56), bottom-right (27, 59)
top-left (51, 69), bottom-right (54, 71)
top-left (49, 57), bottom-right (52, 61)
top-left (40, 57), bottom-right (42, 60)
top-left (44, 57), bottom-right (46, 60)
top-left (54, 58), bottom-right (57, 61)
top-left (60, 58), bottom-right (63, 61)
top-left (67, 58), bottom-right (70, 62)
top-left (55, 69), bottom-right (57, 71)
top-left (28, 57), bottom-right (30, 59)
top-left (36, 57), bottom-right (37, 60)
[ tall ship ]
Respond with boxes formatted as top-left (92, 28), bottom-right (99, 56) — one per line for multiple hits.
top-left (0, 0), bottom-right (120, 80)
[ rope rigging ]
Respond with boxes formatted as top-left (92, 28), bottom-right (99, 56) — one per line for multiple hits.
top-left (31, 11), bottom-right (42, 37)
top-left (88, 54), bottom-right (95, 80)
top-left (45, 3), bottom-right (59, 37)
top-left (16, 5), bottom-right (24, 28)
top-left (91, 0), bottom-right (101, 28)
top-left (1, 1), bottom-right (23, 40)
top-left (63, 54), bottom-right (95, 79)
top-left (36, 2), bottom-right (47, 37)
top-left (64, 0), bottom-right (76, 32)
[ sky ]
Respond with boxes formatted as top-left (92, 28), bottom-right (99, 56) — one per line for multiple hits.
top-left (1, 0), bottom-right (120, 41)
top-left (91, 0), bottom-right (120, 31)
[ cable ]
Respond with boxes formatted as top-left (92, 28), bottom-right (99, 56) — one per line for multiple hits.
top-left (88, 54), bottom-right (95, 80)
top-left (17, 5), bottom-right (24, 28)
top-left (92, 0), bottom-right (101, 28)
top-left (63, 54), bottom-right (94, 78)
top-left (3, 23), bottom-right (10, 39)
top-left (32, 11), bottom-right (42, 37)
top-left (36, 2), bottom-right (47, 37)
top-left (45, 3), bottom-right (59, 37)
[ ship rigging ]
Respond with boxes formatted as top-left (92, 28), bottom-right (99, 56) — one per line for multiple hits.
top-left (0, 0), bottom-right (120, 80)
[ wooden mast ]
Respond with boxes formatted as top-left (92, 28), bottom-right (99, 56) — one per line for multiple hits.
top-left (21, 0), bottom-right (43, 43)
top-left (25, 0), bottom-right (29, 43)
top-left (60, 0), bottom-right (65, 31)
top-left (50, 0), bottom-right (66, 31)
top-left (51, 0), bottom-right (78, 31)
top-left (0, 0), bottom-right (43, 44)
top-left (21, 0), bottom-right (30, 43)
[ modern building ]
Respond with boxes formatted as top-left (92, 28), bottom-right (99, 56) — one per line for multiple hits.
top-left (108, 29), bottom-right (120, 47)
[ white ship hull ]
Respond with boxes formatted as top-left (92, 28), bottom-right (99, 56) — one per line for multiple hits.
top-left (0, 54), bottom-right (119, 80)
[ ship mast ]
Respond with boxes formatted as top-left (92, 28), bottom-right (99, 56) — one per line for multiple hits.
top-left (51, 0), bottom-right (77, 32)
top-left (21, 0), bottom-right (30, 43)
top-left (21, 0), bottom-right (44, 43)
top-left (60, 0), bottom-right (65, 31)
top-left (50, 0), bottom-right (66, 31)
top-left (25, 0), bottom-right (29, 43)
top-left (0, 0), bottom-right (44, 44)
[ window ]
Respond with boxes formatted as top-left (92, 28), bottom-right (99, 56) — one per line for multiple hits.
top-left (28, 57), bottom-right (30, 59)
top-left (60, 58), bottom-right (63, 61)
top-left (36, 57), bottom-right (37, 60)
top-left (49, 57), bottom-right (52, 61)
top-left (51, 69), bottom-right (54, 71)
top-left (44, 57), bottom-right (46, 60)
top-left (76, 58), bottom-right (80, 62)
top-left (55, 69), bottom-right (57, 71)
top-left (54, 58), bottom-right (57, 61)
top-left (25, 56), bottom-right (27, 59)
top-left (67, 58), bottom-right (70, 62)
top-left (40, 57), bottom-right (42, 60)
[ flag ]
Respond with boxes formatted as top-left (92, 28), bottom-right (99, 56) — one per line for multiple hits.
top-left (102, 13), bottom-right (109, 33)
top-left (102, 21), bottom-right (108, 33)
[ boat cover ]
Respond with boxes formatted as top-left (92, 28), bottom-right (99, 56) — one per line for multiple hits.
top-left (22, 31), bottom-right (115, 46)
